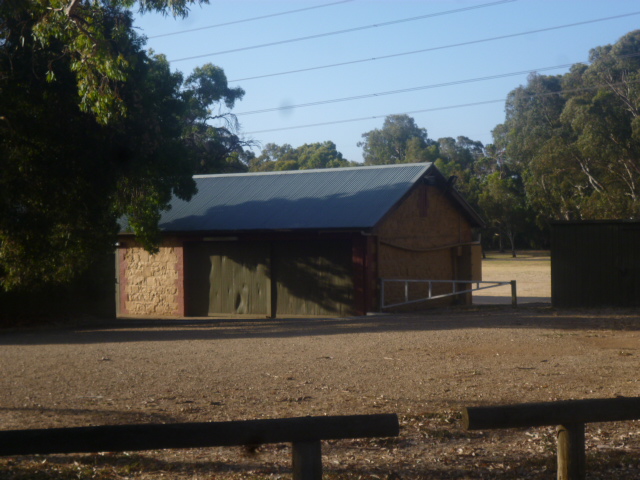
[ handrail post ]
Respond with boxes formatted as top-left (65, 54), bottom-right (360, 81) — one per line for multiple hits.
top-left (557, 423), bottom-right (586, 480)
top-left (380, 279), bottom-right (385, 310)
top-left (292, 440), bottom-right (322, 480)
top-left (510, 280), bottom-right (517, 308)
top-left (404, 281), bottom-right (409, 303)
top-left (465, 398), bottom-right (640, 480)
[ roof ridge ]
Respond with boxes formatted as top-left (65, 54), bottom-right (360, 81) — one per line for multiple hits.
top-left (193, 162), bottom-right (432, 179)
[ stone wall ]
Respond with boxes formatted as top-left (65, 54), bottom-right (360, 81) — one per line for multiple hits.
top-left (118, 238), bottom-right (184, 316)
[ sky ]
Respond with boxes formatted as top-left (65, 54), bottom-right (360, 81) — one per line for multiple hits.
top-left (133, 0), bottom-right (640, 163)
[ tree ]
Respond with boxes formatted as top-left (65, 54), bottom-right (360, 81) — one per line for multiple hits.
top-left (497, 30), bottom-right (640, 222)
top-left (358, 114), bottom-right (439, 165)
top-left (28, 0), bottom-right (207, 124)
top-left (478, 171), bottom-right (531, 257)
top-left (559, 31), bottom-right (640, 217)
top-left (180, 64), bottom-right (255, 174)
top-left (434, 136), bottom-right (486, 207)
top-left (0, 1), bottom-right (243, 289)
top-left (248, 141), bottom-right (354, 172)
top-left (297, 141), bottom-right (352, 169)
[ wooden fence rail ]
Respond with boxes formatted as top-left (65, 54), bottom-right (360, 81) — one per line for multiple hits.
top-left (0, 414), bottom-right (400, 480)
top-left (463, 397), bottom-right (640, 480)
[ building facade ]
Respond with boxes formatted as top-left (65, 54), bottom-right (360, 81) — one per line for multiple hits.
top-left (117, 163), bottom-right (484, 317)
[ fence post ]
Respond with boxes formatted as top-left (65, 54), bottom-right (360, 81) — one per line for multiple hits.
top-left (510, 280), bottom-right (517, 308)
top-left (556, 423), bottom-right (586, 480)
top-left (292, 440), bottom-right (322, 480)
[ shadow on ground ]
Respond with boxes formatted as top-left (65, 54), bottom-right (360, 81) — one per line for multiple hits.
top-left (2, 445), bottom-right (639, 480)
top-left (1, 306), bottom-right (638, 346)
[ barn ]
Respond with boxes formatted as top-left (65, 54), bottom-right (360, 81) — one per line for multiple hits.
top-left (116, 163), bottom-right (484, 317)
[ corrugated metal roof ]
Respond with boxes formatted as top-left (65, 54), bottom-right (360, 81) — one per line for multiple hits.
top-left (151, 163), bottom-right (432, 232)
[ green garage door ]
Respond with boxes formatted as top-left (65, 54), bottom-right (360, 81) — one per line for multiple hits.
top-left (273, 240), bottom-right (354, 316)
top-left (185, 239), bottom-right (354, 317)
top-left (185, 242), bottom-right (270, 316)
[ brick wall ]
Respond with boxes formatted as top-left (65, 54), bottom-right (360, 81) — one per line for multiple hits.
top-left (119, 238), bottom-right (184, 316)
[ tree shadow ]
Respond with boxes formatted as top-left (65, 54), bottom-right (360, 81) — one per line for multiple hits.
top-left (3, 442), bottom-right (638, 479)
top-left (1, 306), bottom-right (639, 346)
top-left (184, 237), bottom-right (355, 317)
top-left (0, 406), bottom-right (179, 425)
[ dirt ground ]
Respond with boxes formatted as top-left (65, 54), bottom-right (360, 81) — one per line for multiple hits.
top-left (1, 253), bottom-right (639, 479)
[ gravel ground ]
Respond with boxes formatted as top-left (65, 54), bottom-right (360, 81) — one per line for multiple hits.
top-left (1, 305), bottom-right (639, 479)
top-left (1, 252), bottom-right (638, 479)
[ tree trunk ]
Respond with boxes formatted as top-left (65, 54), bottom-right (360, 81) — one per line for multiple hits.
top-left (507, 231), bottom-right (516, 257)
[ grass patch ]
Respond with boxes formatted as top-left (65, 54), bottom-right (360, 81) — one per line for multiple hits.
top-left (483, 251), bottom-right (550, 262)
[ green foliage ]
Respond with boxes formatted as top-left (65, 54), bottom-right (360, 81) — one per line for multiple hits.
top-left (358, 114), bottom-right (439, 165)
top-left (434, 136), bottom-right (485, 206)
top-left (479, 171), bottom-right (531, 256)
top-left (180, 64), bottom-right (255, 174)
top-left (249, 141), bottom-right (356, 171)
top-left (28, 0), bottom-right (207, 124)
top-left (497, 30), bottom-right (640, 221)
top-left (0, 0), bottom-right (244, 290)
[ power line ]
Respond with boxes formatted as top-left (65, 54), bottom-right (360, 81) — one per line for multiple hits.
top-left (148, 0), bottom-right (354, 39)
top-left (229, 11), bottom-right (640, 83)
top-left (168, 0), bottom-right (517, 63)
top-left (234, 62), bottom-right (578, 116)
top-left (243, 80), bottom-right (640, 135)
top-left (245, 100), bottom-right (507, 135)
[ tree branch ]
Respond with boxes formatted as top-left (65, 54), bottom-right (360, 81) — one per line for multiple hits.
top-left (64, 0), bottom-right (83, 17)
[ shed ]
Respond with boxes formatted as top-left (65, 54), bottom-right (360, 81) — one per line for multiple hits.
top-left (551, 221), bottom-right (640, 307)
top-left (117, 163), bottom-right (484, 317)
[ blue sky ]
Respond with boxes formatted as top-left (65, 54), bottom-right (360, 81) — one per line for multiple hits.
top-left (134, 0), bottom-right (640, 163)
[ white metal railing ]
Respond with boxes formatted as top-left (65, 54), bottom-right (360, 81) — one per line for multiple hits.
top-left (379, 279), bottom-right (517, 310)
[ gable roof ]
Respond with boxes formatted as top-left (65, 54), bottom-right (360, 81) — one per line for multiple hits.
top-left (124, 163), bottom-right (484, 234)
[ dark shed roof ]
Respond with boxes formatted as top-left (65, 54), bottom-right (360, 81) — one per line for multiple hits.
top-left (123, 163), bottom-right (484, 233)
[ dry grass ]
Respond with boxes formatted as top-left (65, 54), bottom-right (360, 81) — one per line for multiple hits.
top-left (475, 251), bottom-right (550, 303)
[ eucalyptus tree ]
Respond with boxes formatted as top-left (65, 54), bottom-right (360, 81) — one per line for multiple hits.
top-left (497, 30), bottom-right (640, 221)
top-left (559, 30), bottom-right (640, 217)
top-left (26, 0), bottom-right (208, 124)
top-left (358, 114), bottom-right (439, 165)
top-left (434, 136), bottom-right (486, 207)
top-left (478, 169), bottom-right (532, 257)
top-left (249, 141), bottom-right (354, 171)
top-left (0, 0), bottom-right (245, 289)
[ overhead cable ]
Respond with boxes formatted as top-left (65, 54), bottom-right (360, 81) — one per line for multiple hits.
top-left (168, 0), bottom-right (517, 62)
top-left (234, 62), bottom-right (578, 116)
top-left (235, 52), bottom-right (640, 116)
top-left (148, 0), bottom-right (354, 39)
top-left (230, 11), bottom-right (640, 83)
top-left (243, 80), bottom-right (640, 135)
top-left (245, 100), bottom-right (507, 134)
